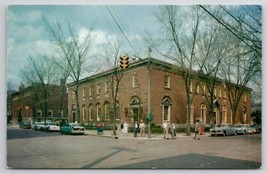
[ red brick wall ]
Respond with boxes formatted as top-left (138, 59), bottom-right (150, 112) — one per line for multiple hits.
top-left (68, 61), bottom-right (252, 126)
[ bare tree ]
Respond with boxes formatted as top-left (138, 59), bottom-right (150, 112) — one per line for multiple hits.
top-left (44, 20), bottom-right (93, 123)
top-left (20, 55), bottom-right (58, 123)
top-left (98, 39), bottom-right (124, 135)
top-left (199, 5), bottom-right (262, 123)
top-left (152, 6), bottom-right (208, 135)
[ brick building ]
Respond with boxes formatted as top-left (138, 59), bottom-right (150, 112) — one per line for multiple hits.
top-left (11, 82), bottom-right (68, 124)
top-left (67, 58), bottom-right (252, 127)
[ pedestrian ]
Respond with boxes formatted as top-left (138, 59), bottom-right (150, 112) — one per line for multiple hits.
top-left (139, 120), bottom-right (145, 137)
top-left (123, 121), bottom-right (128, 135)
top-left (172, 123), bottom-right (176, 138)
top-left (134, 121), bottom-right (138, 137)
top-left (162, 121), bottom-right (169, 139)
top-left (194, 122), bottom-right (200, 140)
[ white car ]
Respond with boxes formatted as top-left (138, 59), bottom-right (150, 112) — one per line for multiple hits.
top-left (210, 123), bottom-right (237, 136)
top-left (47, 122), bottom-right (60, 132)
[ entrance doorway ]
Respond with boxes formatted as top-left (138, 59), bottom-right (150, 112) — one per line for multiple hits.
top-left (72, 111), bottom-right (76, 123)
top-left (130, 96), bottom-right (141, 124)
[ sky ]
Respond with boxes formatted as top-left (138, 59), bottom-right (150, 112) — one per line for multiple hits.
top-left (7, 5), bottom-right (162, 90)
top-left (5, 0), bottom-right (266, 93)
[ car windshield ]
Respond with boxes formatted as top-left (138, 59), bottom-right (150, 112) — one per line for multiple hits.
top-left (48, 123), bottom-right (56, 126)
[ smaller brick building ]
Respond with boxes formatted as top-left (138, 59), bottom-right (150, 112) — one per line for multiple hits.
top-left (11, 82), bottom-right (68, 124)
top-left (67, 58), bottom-right (252, 127)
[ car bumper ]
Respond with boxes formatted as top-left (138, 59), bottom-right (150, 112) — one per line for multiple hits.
top-left (210, 131), bottom-right (224, 135)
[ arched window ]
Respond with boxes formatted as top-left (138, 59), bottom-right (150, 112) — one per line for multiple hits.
top-left (243, 107), bottom-right (247, 123)
top-left (222, 106), bottom-right (227, 123)
top-left (115, 101), bottom-right (120, 120)
top-left (96, 103), bottom-right (101, 121)
top-left (162, 97), bottom-right (172, 122)
top-left (88, 104), bottom-right (93, 121)
top-left (82, 105), bottom-right (86, 121)
top-left (104, 102), bottom-right (110, 121)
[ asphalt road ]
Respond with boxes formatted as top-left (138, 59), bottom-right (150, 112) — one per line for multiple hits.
top-left (7, 126), bottom-right (261, 169)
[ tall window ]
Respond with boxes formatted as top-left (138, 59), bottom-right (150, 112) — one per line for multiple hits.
top-left (89, 85), bottom-right (92, 96)
top-left (105, 80), bottom-right (109, 93)
top-left (244, 94), bottom-right (247, 102)
top-left (82, 105), bottom-right (86, 121)
top-left (196, 84), bottom-right (200, 94)
top-left (104, 103), bottom-right (110, 121)
top-left (97, 83), bottom-right (101, 95)
top-left (132, 73), bottom-right (138, 88)
top-left (190, 81), bottom-right (193, 93)
top-left (222, 106), bottom-right (227, 123)
top-left (82, 87), bottom-right (85, 97)
top-left (200, 104), bottom-right (206, 124)
top-left (223, 90), bottom-right (227, 99)
top-left (214, 88), bottom-right (217, 97)
top-left (115, 101), bottom-right (120, 120)
top-left (88, 104), bottom-right (93, 121)
top-left (72, 91), bottom-right (75, 99)
top-left (202, 84), bottom-right (206, 94)
top-left (164, 74), bottom-right (170, 88)
top-left (162, 97), bottom-right (172, 122)
top-left (96, 103), bottom-right (101, 121)
top-left (189, 105), bottom-right (194, 124)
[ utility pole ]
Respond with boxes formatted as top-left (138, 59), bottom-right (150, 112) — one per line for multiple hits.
top-left (147, 47), bottom-right (152, 138)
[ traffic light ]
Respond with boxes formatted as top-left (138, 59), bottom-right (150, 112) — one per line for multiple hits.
top-left (120, 55), bottom-right (129, 70)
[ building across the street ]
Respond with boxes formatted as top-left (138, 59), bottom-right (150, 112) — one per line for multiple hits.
top-left (67, 57), bottom-right (252, 128)
top-left (11, 81), bottom-right (68, 124)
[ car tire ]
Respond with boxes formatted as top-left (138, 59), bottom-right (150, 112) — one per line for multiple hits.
top-left (222, 131), bottom-right (226, 136)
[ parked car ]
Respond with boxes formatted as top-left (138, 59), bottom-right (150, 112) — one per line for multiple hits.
top-left (243, 124), bottom-right (256, 134)
top-left (31, 122), bottom-right (43, 130)
top-left (60, 123), bottom-right (85, 135)
top-left (210, 123), bottom-right (237, 136)
top-left (252, 124), bottom-right (261, 133)
top-left (32, 122), bottom-right (49, 131)
top-left (47, 122), bottom-right (60, 132)
top-left (19, 122), bottom-right (31, 129)
top-left (235, 124), bottom-right (247, 135)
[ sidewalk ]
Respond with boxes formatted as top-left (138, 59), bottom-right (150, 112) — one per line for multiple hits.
top-left (84, 129), bottom-right (209, 140)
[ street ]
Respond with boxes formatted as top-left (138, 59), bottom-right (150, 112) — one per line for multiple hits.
top-left (7, 126), bottom-right (261, 169)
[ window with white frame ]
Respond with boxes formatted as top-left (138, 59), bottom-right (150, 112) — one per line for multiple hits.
top-left (190, 81), bottom-right (193, 93)
top-left (222, 106), bottom-right (227, 123)
top-left (82, 87), bottom-right (85, 97)
top-left (89, 85), bottom-right (92, 96)
top-left (196, 84), bottom-right (200, 94)
top-left (200, 104), bottom-right (206, 124)
top-left (223, 90), bottom-right (227, 98)
top-left (88, 104), bottom-right (93, 121)
top-left (115, 101), bottom-right (120, 120)
top-left (105, 80), bottom-right (109, 93)
top-left (104, 103), bottom-right (110, 121)
top-left (202, 84), bottom-right (206, 94)
top-left (244, 94), bottom-right (247, 102)
top-left (162, 97), bottom-right (172, 121)
top-left (132, 73), bottom-right (138, 88)
top-left (97, 83), bottom-right (101, 95)
top-left (96, 103), bottom-right (101, 121)
top-left (164, 74), bottom-right (170, 88)
top-left (190, 105), bottom-right (194, 124)
top-left (82, 105), bottom-right (86, 121)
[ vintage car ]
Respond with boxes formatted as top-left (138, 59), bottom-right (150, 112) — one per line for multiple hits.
top-left (210, 123), bottom-right (237, 136)
top-left (235, 124), bottom-right (247, 135)
top-left (19, 122), bottom-right (31, 129)
top-left (235, 124), bottom-right (256, 135)
top-left (60, 123), bottom-right (85, 135)
top-left (47, 122), bottom-right (60, 132)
